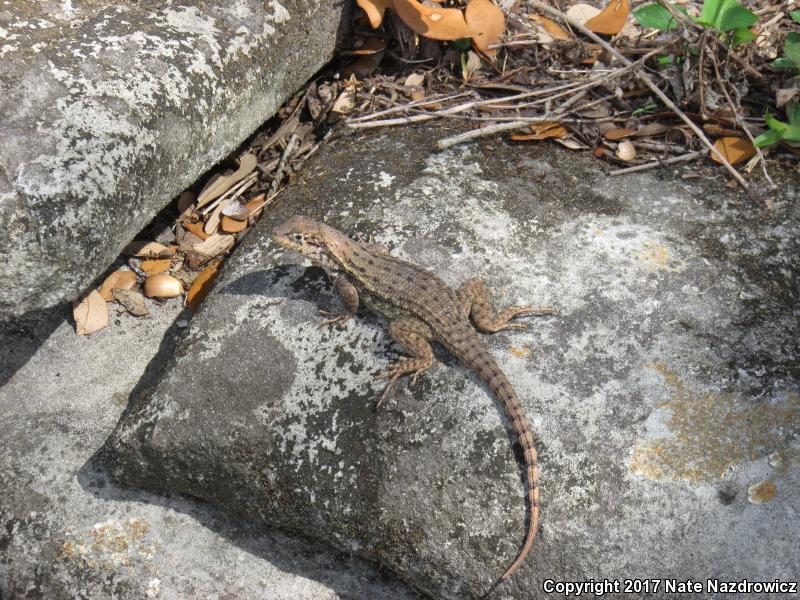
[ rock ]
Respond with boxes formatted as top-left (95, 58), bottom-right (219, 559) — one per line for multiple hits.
top-left (104, 126), bottom-right (800, 599)
top-left (0, 299), bottom-right (413, 599)
top-left (0, 0), bottom-right (349, 320)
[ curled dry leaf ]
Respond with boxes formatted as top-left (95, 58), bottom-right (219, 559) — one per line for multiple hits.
top-left (204, 197), bottom-right (234, 235)
top-left (585, 0), bottom-right (629, 36)
top-left (356, 0), bottom-right (394, 28)
top-left (183, 219), bottom-right (210, 241)
top-left (197, 154), bottom-right (257, 208)
top-left (711, 137), bottom-right (756, 166)
top-left (404, 72), bottom-right (425, 88)
top-left (604, 127), bottom-right (635, 140)
top-left (99, 270), bottom-right (138, 301)
top-left (143, 274), bottom-right (183, 298)
top-left (122, 241), bottom-right (174, 258)
top-left (464, 0), bottom-right (505, 54)
top-left (393, 0), bottom-right (472, 41)
top-left (73, 290), bottom-right (109, 335)
top-left (192, 233), bottom-right (236, 259)
top-left (616, 139), bottom-right (637, 161)
top-left (186, 262), bottom-right (221, 312)
top-left (632, 123), bottom-right (670, 137)
top-left (140, 258), bottom-right (173, 274)
top-left (112, 288), bottom-right (149, 317)
top-left (221, 216), bottom-right (248, 233)
top-left (331, 88), bottom-right (356, 114)
top-left (510, 122), bottom-right (567, 141)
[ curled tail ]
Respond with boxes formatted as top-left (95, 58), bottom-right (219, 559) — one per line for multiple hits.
top-left (471, 352), bottom-right (540, 596)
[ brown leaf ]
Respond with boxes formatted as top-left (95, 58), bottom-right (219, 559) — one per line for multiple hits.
top-left (632, 123), bottom-right (670, 137)
top-left (529, 14), bottom-right (570, 41)
top-left (186, 262), bottom-right (221, 312)
top-left (221, 216), bottom-right (248, 233)
top-left (393, 0), bottom-right (472, 41)
top-left (604, 127), bottom-right (635, 140)
top-left (140, 259), bottom-right (172, 274)
top-left (183, 219), bottom-right (210, 241)
top-left (464, 0), bottom-right (505, 54)
top-left (73, 290), bottom-right (108, 335)
top-left (510, 122), bottom-right (567, 141)
top-left (112, 288), bottom-right (149, 317)
top-left (356, 0), bottom-right (394, 28)
top-left (192, 233), bottom-right (236, 259)
top-left (197, 154), bottom-right (257, 208)
top-left (345, 38), bottom-right (387, 77)
top-left (566, 3), bottom-right (600, 25)
top-left (585, 0), bottom-right (629, 35)
top-left (99, 270), bottom-right (138, 301)
top-left (711, 137), bottom-right (756, 165)
top-left (221, 200), bottom-right (250, 221)
top-left (122, 241), bottom-right (175, 258)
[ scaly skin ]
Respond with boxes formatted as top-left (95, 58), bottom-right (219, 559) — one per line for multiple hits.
top-left (272, 216), bottom-right (556, 594)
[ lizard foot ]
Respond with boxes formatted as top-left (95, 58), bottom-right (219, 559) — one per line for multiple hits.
top-left (374, 358), bottom-right (430, 410)
top-left (318, 309), bottom-right (352, 329)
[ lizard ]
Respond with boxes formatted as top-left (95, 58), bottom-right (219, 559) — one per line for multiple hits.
top-left (272, 215), bottom-right (556, 594)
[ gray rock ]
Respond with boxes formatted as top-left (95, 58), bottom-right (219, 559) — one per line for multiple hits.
top-left (105, 126), bottom-right (800, 599)
top-left (0, 297), bottom-right (415, 599)
top-left (0, 0), bottom-right (349, 319)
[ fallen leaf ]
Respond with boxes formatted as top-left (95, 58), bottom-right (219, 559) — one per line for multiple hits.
top-left (140, 258), bottom-right (173, 274)
top-left (221, 200), bottom-right (250, 221)
top-left (143, 274), bottom-right (183, 298)
top-left (122, 241), bottom-right (175, 258)
top-left (632, 122), bottom-right (670, 137)
top-left (711, 137), bottom-right (756, 165)
top-left (529, 14), bottom-right (570, 41)
top-left (192, 233), bottom-right (236, 258)
top-left (220, 216), bottom-right (248, 233)
top-left (604, 127), bottom-right (636, 140)
top-left (331, 88), bottom-right (356, 114)
top-left (585, 0), bottom-right (629, 35)
top-left (464, 0), bottom-right (506, 54)
top-left (411, 90), bottom-right (425, 102)
top-left (345, 38), bottom-right (387, 77)
top-left (197, 154), bottom-right (257, 208)
top-left (186, 263), bottom-right (221, 312)
top-left (616, 139), bottom-right (637, 161)
top-left (99, 270), bottom-right (138, 301)
top-left (511, 122), bottom-right (567, 141)
top-left (555, 137), bottom-right (589, 150)
top-left (183, 219), bottom-right (210, 241)
top-left (204, 198), bottom-right (234, 235)
top-left (112, 288), bottom-right (149, 317)
top-left (566, 3), bottom-right (601, 26)
top-left (404, 72), bottom-right (425, 87)
top-left (356, 0), bottom-right (394, 28)
top-left (73, 290), bottom-right (108, 335)
top-left (462, 50), bottom-right (482, 81)
top-left (393, 0), bottom-right (472, 41)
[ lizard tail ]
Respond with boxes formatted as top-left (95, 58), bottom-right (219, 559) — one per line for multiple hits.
top-left (473, 357), bottom-right (540, 595)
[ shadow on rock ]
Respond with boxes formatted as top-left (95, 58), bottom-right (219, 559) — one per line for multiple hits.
top-left (0, 304), bottom-right (69, 388)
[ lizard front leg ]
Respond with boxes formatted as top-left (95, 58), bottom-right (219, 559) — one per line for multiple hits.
top-left (375, 317), bottom-right (435, 409)
top-left (320, 275), bottom-right (359, 328)
top-left (457, 278), bottom-right (556, 333)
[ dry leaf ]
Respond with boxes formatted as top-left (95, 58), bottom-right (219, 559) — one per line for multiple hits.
top-left (555, 137), bottom-right (589, 150)
top-left (585, 0), bottom-right (629, 35)
top-left (462, 50), bottom-right (482, 81)
top-left (221, 200), bottom-right (250, 220)
top-left (529, 14), bottom-right (570, 41)
top-left (99, 270), bottom-right (137, 301)
top-left (616, 139), bottom-right (637, 161)
top-left (220, 216), bottom-right (248, 233)
top-left (711, 137), bottom-right (756, 166)
top-left (393, 0), bottom-right (472, 41)
top-left (192, 233), bottom-right (236, 258)
top-left (197, 154), bottom-right (257, 208)
top-left (183, 219), bottom-right (210, 241)
top-left (511, 122), bottom-right (567, 141)
top-left (140, 258), bottom-right (172, 274)
top-left (122, 241), bottom-right (174, 258)
top-left (356, 0), bottom-right (394, 28)
top-left (143, 274), bottom-right (183, 298)
top-left (404, 72), bottom-right (425, 87)
top-left (204, 198), bottom-right (234, 235)
top-left (73, 290), bottom-right (108, 335)
top-left (112, 288), bottom-right (149, 317)
top-left (566, 3), bottom-right (600, 26)
top-left (604, 127), bottom-right (635, 140)
top-left (632, 123), bottom-right (670, 137)
top-left (186, 262), bottom-right (221, 312)
top-left (464, 0), bottom-right (505, 54)
top-left (345, 38), bottom-right (387, 77)
top-left (331, 88), bottom-right (356, 114)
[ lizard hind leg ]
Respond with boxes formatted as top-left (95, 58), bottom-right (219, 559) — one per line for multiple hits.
top-left (456, 278), bottom-right (557, 333)
top-left (375, 317), bottom-right (435, 409)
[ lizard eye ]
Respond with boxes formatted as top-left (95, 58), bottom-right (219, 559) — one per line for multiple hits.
top-left (292, 233), bottom-right (304, 242)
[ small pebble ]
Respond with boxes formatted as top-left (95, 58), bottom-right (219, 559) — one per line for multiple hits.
top-left (747, 480), bottom-right (777, 504)
top-left (176, 320), bottom-right (189, 328)
top-left (768, 452), bottom-right (783, 469)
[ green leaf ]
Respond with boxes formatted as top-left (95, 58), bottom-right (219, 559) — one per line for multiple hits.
top-left (765, 111), bottom-right (789, 132)
top-left (656, 55), bottom-right (674, 66)
top-left (772, 57), bottom-right (799, 69)
top-left (790, 11), bottom-right (800, 24)
top-left (753, 128), bottom-right (784, 147)
top-left (731, 28), bottom-right (756, 45)
top-left (698, 0), bottom-right (757, 32)
top-left (787, 102), bottom-right (800, 126)
top-left (784, 32), bottom-right (800, 66)
top-left (633, 3), bottom-right (687, 31)
top-left (784, 126), bottom-right (800, 142)
top-left (452, 38), bottom-right (472, 50)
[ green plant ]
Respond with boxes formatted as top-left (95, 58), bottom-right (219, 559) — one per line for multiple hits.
top-left (633, 0), bottom-right (757, 44)
top-left (633, 3), bottom-right (687, 32)
top-left (772, 12), bottom-right (800, 70)
top-left (754, 102), bottom-right (800, 147)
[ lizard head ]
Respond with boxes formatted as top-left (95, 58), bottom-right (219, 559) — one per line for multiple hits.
top-left (272, 216), bottom-right (350, 271)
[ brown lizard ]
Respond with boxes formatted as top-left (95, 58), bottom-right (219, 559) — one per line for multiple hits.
top-left (272, 215), bottom-right (556, 594)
